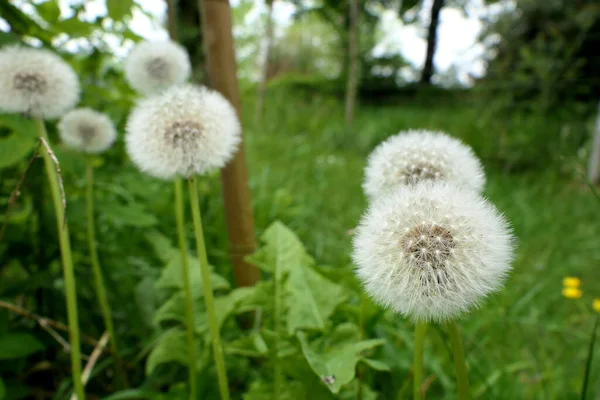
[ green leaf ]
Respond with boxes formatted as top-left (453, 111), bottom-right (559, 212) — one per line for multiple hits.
top-left (107, 0), bottom-right (134, 21)
top-left (360, 358), bottom-right (391, 372)
top-left (286, 265), bottom-right (347, 334)
top-left (35, 0), bottom-right (60, 23)
top-left (56, 18), bottom-right (94, 37)
top-left (0, 114), bottom-right (38, 169)
top-left (149, 231), bottom-right (229, 293)
top-left (145, 328), bottom-right (189, 375)
top-left (101, 201), bottom-right (158, 227)
top-left (249, 220), bottom-right (312, 274)
top-left (102, 389), bottom-right (162, 400)
top-left (0, 332), bottom-right (44, 360)
top-left (226, 332), bottom-right (269, 357)
top-left (297, 325), bottom-right (385, 394)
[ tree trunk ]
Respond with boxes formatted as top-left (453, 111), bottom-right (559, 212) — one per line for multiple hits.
top-left (166, 0), bottom-right (178, 40)
top-left (199, 0), bottom-right (260, 287)
top-left (420, 0), bottom-right (445, 84)
top-left (587, 100), bottom-right (600, 184)
top-left (255, 0), bottom-right (275, 123)
top-left (344, 0), bottom-right (360, 127)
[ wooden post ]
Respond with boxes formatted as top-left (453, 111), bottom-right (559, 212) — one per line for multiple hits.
top-left (588, 100), bottom-right (600, 184)
top-left (199, 0), bottom-right (260, 287)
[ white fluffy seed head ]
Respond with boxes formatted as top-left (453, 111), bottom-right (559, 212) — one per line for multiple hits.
top-left (0, 46), bottom-right (80, 119)
top-left (363, 130), bottom-right (485, 200)
top-left (125, 84), bottom-right (241, 180)
top-left (124, 40), bottom-right (191, 95)
top-left (352, 182), bottom-right (514, 322)
top-left (58, 108), bottom-right (117, 154)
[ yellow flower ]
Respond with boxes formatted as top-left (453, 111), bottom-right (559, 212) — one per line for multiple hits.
top-left (562, 277), bottom-right (581, 288)
top-left (593, 298), bottom-right (600, 313)
top-left (562, 287), bottom-right (583, 299)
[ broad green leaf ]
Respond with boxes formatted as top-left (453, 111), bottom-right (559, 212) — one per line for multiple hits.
top-left (101, 201), bottom-right (158, 227)
top-left (0, 332), bottom-right (44, 360)
top-left (146, 230), bottom-right (177, 263)
top-left (226, 332), bottom-right (269, 357)
top-left (135, 277), bottom-right (159, 328)
top-left (286, 266), bottom-right (347, 334)
top-left (35, 0), bottom-right (60, 23)
top-left (360, 358), bottom-right (391, 372)
top-left (196, 287), bottom-right (255, 335)
top-left (249, 220), bottom-right (312, 274)
top-left (107, 0), bottom-right (134, 21)
top-left (243, 380), bottom-right (308, 400)
top-left (56, 18), bottom-right (94, 37)
top-left (0, 114), bottom-right (38, 169)
top-left (145, 328), bottom-right (189, 375)
top-left (297, 326), bottom-right (385, 394)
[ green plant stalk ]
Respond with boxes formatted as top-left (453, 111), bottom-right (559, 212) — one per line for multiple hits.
top-left (273, 227), bottom-right (283, 400)
top-left (85, 159), bottom-right (128, 389)
top-left (413, 320), bottom-right (428, 400)
top-left (187, 176), bottom-right (230, 400)
top-left (447, 321), bottom-right (471, 400)
top-left (174, 178), bottom-right (198, 400)
top-left (36, 119), bottom-right (85, 400)
top-left (581, 314), bottom-right (599, 400)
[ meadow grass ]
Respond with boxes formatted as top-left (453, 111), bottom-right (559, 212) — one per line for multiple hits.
top-left (238, 88), bottom-right (600, 399)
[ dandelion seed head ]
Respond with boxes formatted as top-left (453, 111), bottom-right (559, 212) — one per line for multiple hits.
top-left (58, 108), bottom-right (117, 154)
top-left (125, 41), bottom-right (191, 95)
top-left (125, 84), bottom-right (241, 180)
top-left (363, 130), bottom-right (485, 200)
top-left (352, 182), bottom-right (515, 322)
top-left (0, 46), bottom-right (80, 119)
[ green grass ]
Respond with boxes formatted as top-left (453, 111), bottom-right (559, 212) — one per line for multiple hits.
top-left (239, 88), bottom-right (600, 399)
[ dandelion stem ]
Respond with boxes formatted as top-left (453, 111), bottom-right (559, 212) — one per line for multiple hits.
top-left (36, 118), bottom-right (85, 400)
top-left (413, 320), bottom-right (428, 400)
top-left (447, 321), bottom-right (471, 400)
top-left (273, 229), bottom-right (283, 399)
top-left (187, 176), bottom-right (230, 400)
top-left (581, 314), bottom-right (599, 400)
top-left (85, 158), bottom-right (127, 389)
top-left (174, 178), bottom-right (198, 400)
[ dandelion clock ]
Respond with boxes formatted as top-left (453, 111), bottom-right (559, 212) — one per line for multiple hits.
top-left (0, 45), bottom-right (85, 399)
top-left (352, 181), bottom-right (514, 400)
top-left (125, 83), bottom-right (237, 400)
top-left (58, 108), bottom-right (117, 153)
top-left (0, 45), bottom-right (80, 119)
top-left (124, 40), bottom-right (191, 95)
top-left (363, 130), bottom-right (485, 200)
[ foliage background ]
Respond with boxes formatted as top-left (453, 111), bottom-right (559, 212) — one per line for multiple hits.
top-left (0, 0), bottom-right (599, 399)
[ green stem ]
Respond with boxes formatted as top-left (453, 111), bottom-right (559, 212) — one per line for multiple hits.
top-left (447, 321), bottom-right (471, 400)
top-left (413, 321), bottom-right (428, 400)
top-left (174, 178), bottom-right (198, 400)
top-left (581, 314), bottom-right (599, 400)
top-left (86, 159), bottom-right (128, 389)
top-left (36, 119), bottom-right (85, 400)
top-left (187, 176), bottom-right (230, 400)
top-left (273, 229), bottom-right (283, 399)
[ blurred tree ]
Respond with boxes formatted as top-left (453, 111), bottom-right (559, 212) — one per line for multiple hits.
top-left (480, 0), bottom-right (600, 111)
top-left (345, 0), bottom-right (360, 126)
top-left (420, 0), bottom-right (446, 84)
top-left (255, 0), bottom-right (275, 123)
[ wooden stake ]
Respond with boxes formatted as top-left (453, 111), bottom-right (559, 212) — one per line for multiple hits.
top-left (199, 0), bottom-right (260, 287)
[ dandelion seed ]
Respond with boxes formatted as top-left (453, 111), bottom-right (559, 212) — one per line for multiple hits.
top-left (125, 40), bottom-right (191, 95)
top-left (593, 299), bottom-right (600, 313)
top-left (562, 287), bottom-right (583, 299)
top-left (0, 46), bottom-right (80, 119)
top-left (363, 130), bottom-right (485, 200)
top-left (125, 84), bottom-right (240, 180)
top-left (562, 276), bottom-right (581, 288)
top-left (352, 182), bottom-right (514, 322)
top-left (58, 108), bottom-right (117, 154)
